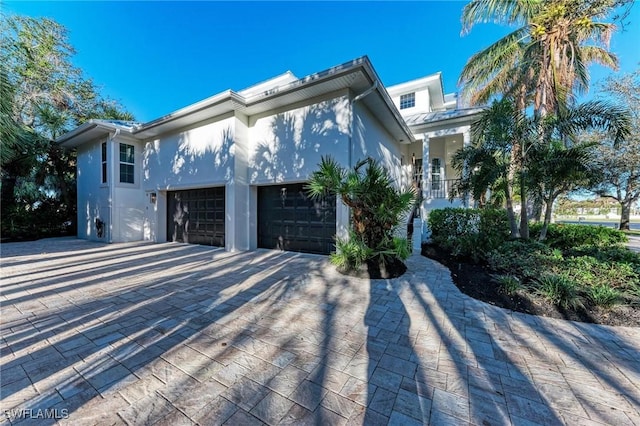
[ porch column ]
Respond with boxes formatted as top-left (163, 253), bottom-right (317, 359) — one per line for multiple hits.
top-left (462, 127), bottom-right (471, 207)
top-left (462, 127), bottom-right (471, 147)
top-left (421, 136), bottom-right (430, 242)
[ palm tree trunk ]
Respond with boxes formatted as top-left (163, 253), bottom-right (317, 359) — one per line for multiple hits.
top-left (519, 169), bottom-right (530, 239)
top-left (506, 152), bottom-right (520, 238)
top-left (538, 196), bottom-right (555, 241)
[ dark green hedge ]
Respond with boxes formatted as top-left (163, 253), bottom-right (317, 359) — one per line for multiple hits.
top-left (529, 223), bottom-right (627, 250)
top-left (427, 208), bottom-right (510, 262)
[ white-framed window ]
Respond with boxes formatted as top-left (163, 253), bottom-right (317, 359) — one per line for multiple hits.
top-left (431, 158), bottom-right (442, 190)
top-left (101, 142), bottom-right (107, 183)
top-left (119, 143), bottom-right (135, 184)
top-left (400, 92), bottom-right (415, 109)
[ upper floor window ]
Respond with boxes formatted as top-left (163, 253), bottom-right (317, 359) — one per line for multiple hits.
top-left (101, 142), bottom-right (107, 183)
top-left (400, 92), bottom-right (415, 109)
top-left (119, 143), bottom-right (135, 184)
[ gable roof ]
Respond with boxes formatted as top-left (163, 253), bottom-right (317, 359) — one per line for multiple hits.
top-left (57, 56), bottom-right (414, 147)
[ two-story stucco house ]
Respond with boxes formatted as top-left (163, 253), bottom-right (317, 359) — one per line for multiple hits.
top-left (57, 56), bottom-right (483, 254)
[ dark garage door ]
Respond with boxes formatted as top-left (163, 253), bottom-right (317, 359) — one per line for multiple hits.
top-left (167, 187), bottom-right (225, 246)
top-left (258, 183), bottom-right (336, 255)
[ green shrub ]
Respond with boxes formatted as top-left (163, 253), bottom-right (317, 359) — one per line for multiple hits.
top-left (530, 223), bottom-right (627, 250)
top-left (428, 208), bottom-right (510, 262)
top-left (492, 274), bottom-right (521, 295)
top-left (486, 240), bottom-right (560, 282)
top-left (391, 237), bottom-right (412, 261)
top-left (566, 246), bottom-right (640, 276)
top-left (587, 284), bottom-right (622, 308)
top-left (536, 274), bottom-right (583, 310)
top-left (562, 255), bottom-right (638, 290)
top-left (330, 233), bottom-right (373, 270)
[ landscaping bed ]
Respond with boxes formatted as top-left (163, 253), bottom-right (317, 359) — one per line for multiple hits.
top-left (422, 243), bottom-right (640, 327)
top-left (424, 208), bottom-right (640, 327)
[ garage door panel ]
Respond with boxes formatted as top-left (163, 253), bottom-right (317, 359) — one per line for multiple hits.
top-left (167, 187), bottom-right (225, 247)
top-left (258, 183), bottom-right (336, 255)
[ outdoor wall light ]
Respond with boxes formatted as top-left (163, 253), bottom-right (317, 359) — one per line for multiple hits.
top-left (150, 192), bottom-right (157, 203)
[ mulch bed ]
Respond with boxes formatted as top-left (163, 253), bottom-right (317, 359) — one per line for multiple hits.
top-left (422, 244), bottom-right (640, 327)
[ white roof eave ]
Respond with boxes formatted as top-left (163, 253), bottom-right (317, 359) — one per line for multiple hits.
top-left (56, 121), bottom-right (134, 148)
top-left (57, 56), bottom-right (414, 147)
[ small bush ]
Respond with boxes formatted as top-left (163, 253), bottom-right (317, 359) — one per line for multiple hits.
top-left (530, 223), bottom-right (627, 250)
top-left (588, 284), bottom-right (622, 308)
top-left (330, 234), bottom-right (373, 270)
top-left (536, 274), bottom-right (583, 310)
top-left (428, 208), bottom-right (509, 262)
top-left (492, 274), bottom-right (521, 295)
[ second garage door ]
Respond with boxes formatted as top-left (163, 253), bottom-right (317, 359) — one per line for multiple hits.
top-left (258, 183), bottom-right (336, 255)
top-left (167, 187), bottom-right (225, 246)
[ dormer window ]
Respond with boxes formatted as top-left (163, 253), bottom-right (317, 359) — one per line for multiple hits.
top-left (400, 92), bottom-right (415, 109)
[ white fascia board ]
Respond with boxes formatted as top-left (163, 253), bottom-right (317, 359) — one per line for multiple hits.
top-left (134, 90), bottom-right (240, 136)
top-left (56, 121), bottom-right (134, 148)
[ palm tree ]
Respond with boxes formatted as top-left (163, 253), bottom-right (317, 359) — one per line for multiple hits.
top-left (459, 99), bottom-right (630, 240)
top-left (527, 141), bottom-right (595, 240)
top-left (453, 98), bottom-right (522, 237)
top-left (459, 0), bottom-right (627, 116)
top-left (306, 156), bottom-right (416, 277)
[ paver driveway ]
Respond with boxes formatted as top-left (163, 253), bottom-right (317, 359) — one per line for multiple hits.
top-left (1, 238), bottom-right (639, 425)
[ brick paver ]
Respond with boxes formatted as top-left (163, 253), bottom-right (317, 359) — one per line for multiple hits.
top-left (1, 238), bottom-right (639, 425)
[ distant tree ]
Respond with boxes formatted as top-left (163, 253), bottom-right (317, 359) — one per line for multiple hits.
top-left (589, 69), bottom-right (640, 230)
top-left (0, 14), bottom-right (133, 238)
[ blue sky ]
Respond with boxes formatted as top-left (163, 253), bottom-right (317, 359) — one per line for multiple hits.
top-left (5, 1), bottom-right (639, 123)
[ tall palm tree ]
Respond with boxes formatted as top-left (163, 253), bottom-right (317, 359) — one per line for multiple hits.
top-left (459, 0), bottom-right (627, 116)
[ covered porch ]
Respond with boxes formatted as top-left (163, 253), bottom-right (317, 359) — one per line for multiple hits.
top-left (402, 108), bottom-right (485, 241)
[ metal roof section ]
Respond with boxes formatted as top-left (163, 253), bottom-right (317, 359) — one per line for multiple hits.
top-left (237, 71), bottom-right (298, 98)
top-left (404, 107), bottom-right (485, 133)
top-left (92, 119), bottom-right (142, 130)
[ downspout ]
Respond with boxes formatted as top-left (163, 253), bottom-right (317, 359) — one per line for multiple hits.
top-left (108, 128), bottom-right (120, 243)
top-left (349, 81), bottom-right (378, 167)
top-left (341, 81), bottom-right (379, 241)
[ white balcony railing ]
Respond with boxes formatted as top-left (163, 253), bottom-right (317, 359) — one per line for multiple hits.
top-left (428, 178), bottom-right (461, 199)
